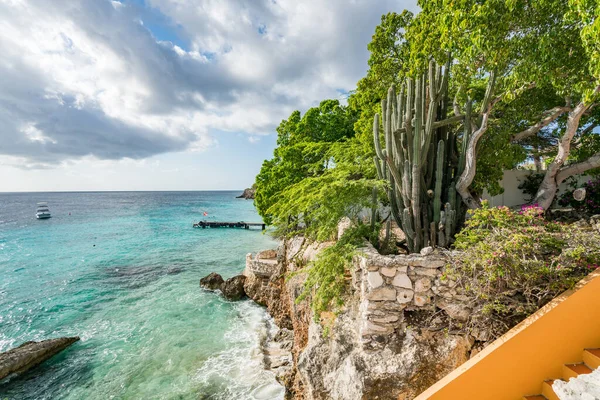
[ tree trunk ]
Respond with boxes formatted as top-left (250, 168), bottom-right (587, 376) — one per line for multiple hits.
top-left (456, 111), bottom-right (490, 209)
top-left (455, 72), bottom-right (497, 210)
top-left (533, 101), bottom-right (590, 209)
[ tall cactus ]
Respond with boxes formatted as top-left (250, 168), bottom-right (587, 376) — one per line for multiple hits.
top-left (373, 60), bottom-right (470, 253)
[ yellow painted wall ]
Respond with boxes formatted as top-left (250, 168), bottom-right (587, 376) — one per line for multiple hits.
top-left (415, 270), bottom-right (600, 400)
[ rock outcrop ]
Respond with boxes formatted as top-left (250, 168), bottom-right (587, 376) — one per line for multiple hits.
top-left (221, 275), bottom-right (247, 300)
top-left (0, 337), bottom-right (80, 381)
top-left (244, 238), bottom-right (480, 400)
top-left (236, 187), bottom-right (255, 200)
top-left (199, 272), bottom-right (225, 290)
top-left (200, 272), bottom-right (248, 301)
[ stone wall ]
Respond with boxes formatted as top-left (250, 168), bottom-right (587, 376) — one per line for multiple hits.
top-left (245, 250), bottom-right (279, 277)
top-left (244, 238), bottom-right (475, 399)
top-left (354, 244), bottom-right (469, 350)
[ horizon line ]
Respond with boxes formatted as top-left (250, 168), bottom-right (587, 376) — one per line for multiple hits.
top-left (0, 189), bottom-right (249, 194)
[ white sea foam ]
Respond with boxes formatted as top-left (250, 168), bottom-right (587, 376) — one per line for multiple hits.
top-left (0, 338), bottom-right (16, 352)
top-left (194, 301), bottom-right (285, 400)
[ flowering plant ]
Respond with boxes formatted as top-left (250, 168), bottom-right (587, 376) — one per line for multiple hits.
top-left (447, 201), bottom-right (600, 340)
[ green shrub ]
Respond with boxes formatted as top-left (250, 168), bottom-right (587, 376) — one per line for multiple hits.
top-left (517, 172), bottom-right (545, 203)
top-left (558, 177), bottom-right (600, 214)
top-left (294, 224), bottom-right (377, 320)
top-left (449, 201), bottom-right (600, 339)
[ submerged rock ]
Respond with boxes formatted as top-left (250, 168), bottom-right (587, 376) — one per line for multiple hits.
top-left (221, 275), bottom-right (247, 301)
top-left (199, 272), bottom-right (225, 291)
top-left (0, 337), bottom-right (80, 381)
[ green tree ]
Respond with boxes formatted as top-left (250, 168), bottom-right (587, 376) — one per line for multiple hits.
top-left (403, 0), bottom-right (600, 209)
top-left (349, 11), bottom-right (413, 160)
top-left (254, 100), bottom-right (359, 225)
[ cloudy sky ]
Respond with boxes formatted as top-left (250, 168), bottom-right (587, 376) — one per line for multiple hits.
top-left (0, 0), bottom-right (415, 192)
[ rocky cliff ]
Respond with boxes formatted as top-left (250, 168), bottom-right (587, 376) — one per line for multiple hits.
top-left (243, 238), bottom-right (479, 400)
top-left (236, 187), bottom-right (256, 200)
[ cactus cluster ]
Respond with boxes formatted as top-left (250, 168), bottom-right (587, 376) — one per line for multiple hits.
top-left (373, 60), bottom-right (469, 253)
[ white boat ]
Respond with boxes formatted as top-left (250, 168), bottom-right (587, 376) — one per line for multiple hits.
top-left (36, 202), bottom-right (51, 219)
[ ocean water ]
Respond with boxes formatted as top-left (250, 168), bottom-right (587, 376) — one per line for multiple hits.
top-left (0, 191), bottom-right (284, 400)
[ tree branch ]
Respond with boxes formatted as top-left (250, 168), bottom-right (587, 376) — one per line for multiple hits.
top-left (511, 106), bottom-right (571, 142)
top-left (556, 152), bottom-right (600, 184)
top-left (580, 122), bottom-right (599, 137)
top-left (534, 97), bottom-right (595, 209)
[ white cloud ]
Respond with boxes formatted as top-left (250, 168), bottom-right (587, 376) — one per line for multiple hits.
top-left (0, 0), bottom-right (417, 169)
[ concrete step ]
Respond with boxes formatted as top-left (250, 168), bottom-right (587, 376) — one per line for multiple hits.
top-left (542, 380), bottom-right (560, 400)
top-left (523, 395), bottom-right (547, 400)
top-left (583, 348), bottom-right (600, 369)
top-left (563, 363), bottom-right (593, 380)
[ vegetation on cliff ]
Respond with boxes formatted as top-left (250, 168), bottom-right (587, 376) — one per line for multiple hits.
top-left (254, 0), bottom-right (600, 316)
top-left (448, 202), bottom-right (600, 339)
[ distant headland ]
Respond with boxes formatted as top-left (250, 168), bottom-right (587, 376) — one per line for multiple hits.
top-left (236, 186), bottom-right (255, 200)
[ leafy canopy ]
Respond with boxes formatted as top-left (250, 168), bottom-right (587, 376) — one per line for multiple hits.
top-left (254, 99), bottom-right (359, 226)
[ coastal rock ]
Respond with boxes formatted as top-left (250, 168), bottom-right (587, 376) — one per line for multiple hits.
top-left (297, 310), bottom-right (473, 400)
top-left (199, 272), bottom-right (225, 291)
top-left (244, 238), bottom-right (476, 400)
top-left (265, 327), bottom-right (294, 378)
top-left (0, 337), bottom-right (80, 380)
top-left (257, 249), bottom-right (278, 260)
top-left (236, 187), bottom-right (255, 199)
top-left (221, 275), bottom-right (247, 301)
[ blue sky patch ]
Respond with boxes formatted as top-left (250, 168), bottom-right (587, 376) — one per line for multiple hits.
top-left (124, 0), bottom-right (190, 50)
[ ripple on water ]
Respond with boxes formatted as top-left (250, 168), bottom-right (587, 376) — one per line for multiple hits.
top-left (0, 191), bottom-right (282, 400)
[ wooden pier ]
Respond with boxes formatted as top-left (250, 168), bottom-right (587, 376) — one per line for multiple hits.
top-left (193, 221), bottom-right (266, 230)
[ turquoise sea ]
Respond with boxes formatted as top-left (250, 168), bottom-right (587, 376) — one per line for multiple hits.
top-left (0, 191), bottom-right (284, 400)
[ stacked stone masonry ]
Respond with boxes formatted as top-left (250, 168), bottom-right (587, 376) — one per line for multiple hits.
top-left (243, 237), bottom-right (477, 399)
top-left (353, 244), bottom-right (467, 349)
top-left (245, 251), bottom-right (279, 278)
top-left (245, 238), bottom-right (472, 354)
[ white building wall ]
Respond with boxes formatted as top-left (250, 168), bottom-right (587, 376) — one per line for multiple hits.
top-left (482, 170), bottom-right (592, 208)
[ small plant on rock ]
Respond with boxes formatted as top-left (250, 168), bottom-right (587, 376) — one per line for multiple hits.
top-left (294, 223), bottom-right (378, 320)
